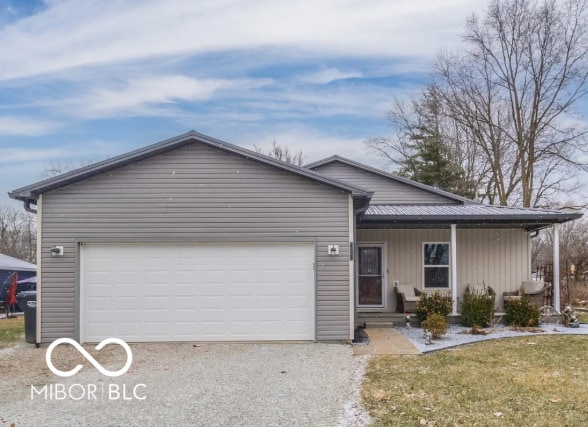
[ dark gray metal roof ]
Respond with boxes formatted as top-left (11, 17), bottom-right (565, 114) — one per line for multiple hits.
top-left (360, 204), bottom-right (583, 231)
top-left (305, 155), bottom-right (477, 205)
top-left (9, 131), bottom-right (373, 210)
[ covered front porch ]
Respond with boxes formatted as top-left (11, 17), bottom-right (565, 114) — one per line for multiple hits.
top-left (354, 204), bottom-right (582, 324)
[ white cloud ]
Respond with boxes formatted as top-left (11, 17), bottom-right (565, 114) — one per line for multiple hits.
top-left (0, 147), bottom-right (70, 164)
top-left (300, 68), bottom-right (362, 84)
top-left (74, 75), bottom-right (231, 117)
top-left (0, 139), bottom-right (124, 165)
top-left (0, 116), bottom-right (59, 136)
top-left (0, 0), bottom-right (487, 81)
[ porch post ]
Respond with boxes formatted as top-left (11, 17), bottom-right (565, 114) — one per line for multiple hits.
top-left (553, 223), bottom-right (560, 313)
top-left (450, 224), bottom-right (458, 315)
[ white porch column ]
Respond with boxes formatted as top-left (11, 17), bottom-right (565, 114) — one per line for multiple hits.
top-left (451, 224), bottom-right (458, 315)
top-left (553, 223), bottom-right (560, 313)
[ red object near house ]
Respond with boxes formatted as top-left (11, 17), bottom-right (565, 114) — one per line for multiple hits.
top-left (5, 272), bottom-right (18, 307)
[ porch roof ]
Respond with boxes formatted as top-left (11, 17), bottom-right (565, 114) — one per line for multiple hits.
top-left (359, 204), bottom-right (583, 231)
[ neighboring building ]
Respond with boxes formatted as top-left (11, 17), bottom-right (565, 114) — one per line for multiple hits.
top-left (0, 253), bottom-right (36, 303)
top-left (9, 131), bottom-right (583, 344)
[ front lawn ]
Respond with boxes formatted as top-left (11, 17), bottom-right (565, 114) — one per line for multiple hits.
top-left (362, 335), bottom-right (588, 426)
top-left (0, 316), bottom-right (24, 348)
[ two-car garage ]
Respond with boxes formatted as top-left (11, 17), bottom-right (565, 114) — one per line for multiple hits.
top-left (11, 133), bottom-right (361, 343)
top-left (80, 243), bottom-right (316, 343)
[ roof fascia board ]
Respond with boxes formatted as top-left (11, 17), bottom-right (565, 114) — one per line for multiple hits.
top-left (357, 223), bottom-right (551, 232)
top-left (360, 212), bottom-right (583, 224)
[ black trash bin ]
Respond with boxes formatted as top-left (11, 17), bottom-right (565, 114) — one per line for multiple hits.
top-left (16, 291), bottom-right (37, 344)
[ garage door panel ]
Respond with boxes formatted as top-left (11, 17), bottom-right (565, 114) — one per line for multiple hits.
top-left (171, 296), bottom-right (198, 308)
top-left (81, 243), bottom-right (315, 342)
top-left (86, 322), bottom-right (114, 338)
top-left (106, 285), bottom-right (140, 297)
top-left (115, 297), bottom-right (144, 310)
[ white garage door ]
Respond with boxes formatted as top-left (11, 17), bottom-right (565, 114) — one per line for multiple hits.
top-left (80, 243), bottom-right (315, 342)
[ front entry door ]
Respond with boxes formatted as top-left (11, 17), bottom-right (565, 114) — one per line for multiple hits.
top-left (357, 244), bottom-right (385, 307)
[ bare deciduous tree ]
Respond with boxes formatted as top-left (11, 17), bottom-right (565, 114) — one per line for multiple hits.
top-left (0, 205), bottom-right (36, 263)
top-left (369, 0), bottom-right (588, 208)
top-left (254, 140), bottom-right (305, 166)
top-left (40, 159), bottom-right (96, 179)
top-left (439, 0), bottom-right (588, 207)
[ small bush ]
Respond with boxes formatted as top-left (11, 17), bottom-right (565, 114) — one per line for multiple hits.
top-left (460, 291), bottom-right (496, 327)
top-left (505, 297), bottom-right (540, 327)
top-left (422, 313), bottom-right (448, 339)
top-left (416, 291), bottom-right (452, 322)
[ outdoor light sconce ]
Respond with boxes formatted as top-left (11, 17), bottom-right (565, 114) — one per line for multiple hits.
top-left (328, 245), bottom-right (339, 256)
top-left (50, 246), bottom-right (64, 256)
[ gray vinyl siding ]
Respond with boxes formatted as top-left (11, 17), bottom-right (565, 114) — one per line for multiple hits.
top-left (312, 162), bottom-right (458, 204)
top-left (40, 143), bottom-right (351, 342)
top-left (357, 228), bottom-right (530, 312)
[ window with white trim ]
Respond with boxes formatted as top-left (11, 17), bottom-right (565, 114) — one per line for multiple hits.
top-left (423, 243), bottom-right (450, 288)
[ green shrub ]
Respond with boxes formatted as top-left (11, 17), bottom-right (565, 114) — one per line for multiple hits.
top-left (460, 292), bottom-right (496, 327)
top-left (505, 297), bottom-right (540, 327)
top-left (416, 291), bottom-right (452, 322)
top-left (421, 313), bottom-right (448, 339)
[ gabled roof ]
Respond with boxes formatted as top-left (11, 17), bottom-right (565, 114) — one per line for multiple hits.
top-left (9, 131), bottom-right (373, 210)
top-left (305, 155), bottom-right (477, 205)
top-left (0, 253), bottom-right (36, 272)
top-left (361, 204), bottom-right (583, 231)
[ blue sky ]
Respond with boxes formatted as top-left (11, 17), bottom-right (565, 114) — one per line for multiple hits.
top-left (0, 0), bottom-right (498, 208)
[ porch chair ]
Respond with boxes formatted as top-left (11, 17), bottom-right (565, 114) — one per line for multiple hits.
top-left (394, 284), bottom-right (421, 313)
top-left (503, 280), bottom-right (548, 307)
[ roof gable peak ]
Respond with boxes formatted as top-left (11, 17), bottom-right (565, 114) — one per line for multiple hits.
top-left (9, 132), bottom-right (372, 206)
top-left (306, 155), bottom-right (477, 205)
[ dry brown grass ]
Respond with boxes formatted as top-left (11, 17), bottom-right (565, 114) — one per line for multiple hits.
top-left (362, 335), bottom-right (588, 426)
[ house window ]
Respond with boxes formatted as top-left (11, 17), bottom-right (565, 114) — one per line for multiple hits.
top-left (423, 243), bottom-right (450, 288)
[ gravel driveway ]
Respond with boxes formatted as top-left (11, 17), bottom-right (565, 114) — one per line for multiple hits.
top-left (0, 342), bottom-right (370, 426)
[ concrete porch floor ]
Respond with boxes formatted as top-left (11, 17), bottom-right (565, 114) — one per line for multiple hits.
top-left (352, 327), bottom-right (421, 356)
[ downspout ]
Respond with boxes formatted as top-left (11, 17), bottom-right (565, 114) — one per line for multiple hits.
top-left (24, 201), bottom-right (37, 214)
top-left (22, 199), bottom-right (40, 346)
top-left (34, 196), bottom-right (42, 348)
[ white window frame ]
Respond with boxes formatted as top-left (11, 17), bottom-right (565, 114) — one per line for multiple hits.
top-left (422, 242), bottom-right (451, 290)
top-left (356, 242), bottom-right (387, 309)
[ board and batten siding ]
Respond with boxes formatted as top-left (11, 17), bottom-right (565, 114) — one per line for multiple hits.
top-left (357, 228), bottom-right (530, 312)
top-left (311, 162), bottom-right (457, 204)
top-left (40, 143), bottom-right (352, 342)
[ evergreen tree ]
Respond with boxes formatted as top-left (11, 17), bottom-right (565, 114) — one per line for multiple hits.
top-left (396, 85), bottom-right (476, 199)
